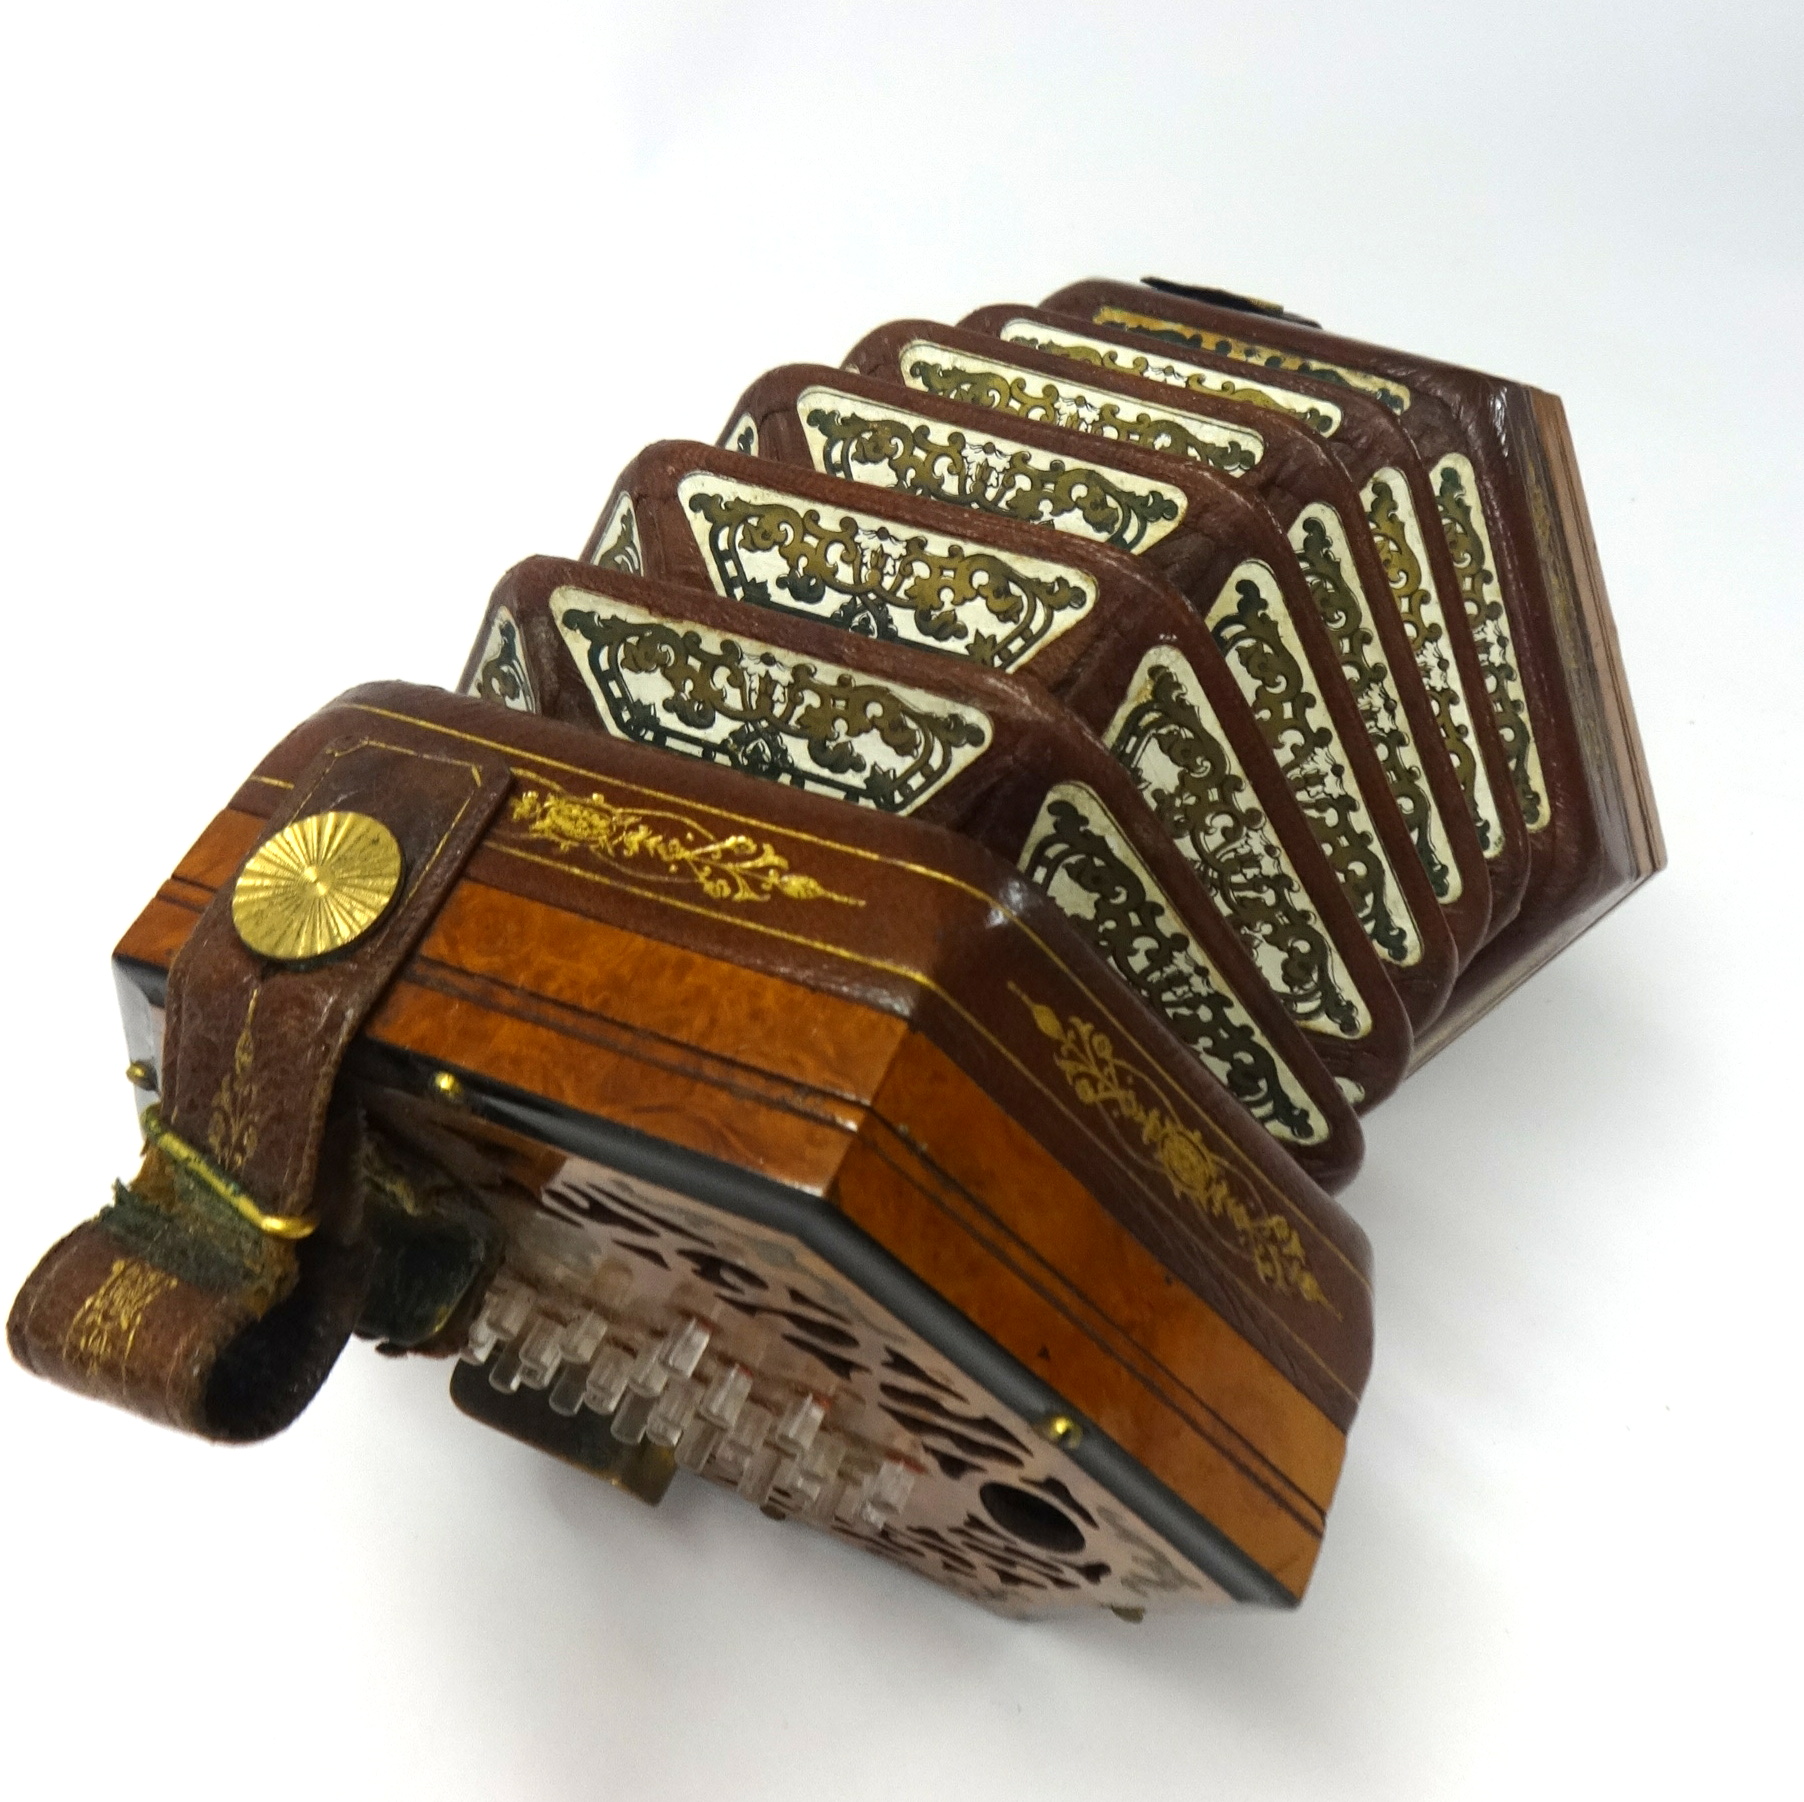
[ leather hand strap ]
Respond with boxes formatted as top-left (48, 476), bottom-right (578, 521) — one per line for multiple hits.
top-left (8, 733), bottom-right (511, 1439)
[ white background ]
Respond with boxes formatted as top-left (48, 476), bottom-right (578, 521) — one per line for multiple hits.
top-left (2, 4), bottom-right (1799, 1797)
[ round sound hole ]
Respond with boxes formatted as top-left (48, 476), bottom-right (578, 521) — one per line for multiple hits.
top-left (978, 1481), bottom-right (1086, 1553)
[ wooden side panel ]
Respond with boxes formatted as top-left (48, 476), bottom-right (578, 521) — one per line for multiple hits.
top-left (110, 781), bottom-right (1355, 1601)
top-left (366, 976), bottom-right (861, 1194)
top-left (843, 1029), bottom-right (1346, 1595)
top-left (865, 1030), bottom-right (1348, 1506)
top-left (831, 1127), bottom-right (1331, 1598)
top-left (1528, 389), bottom-right (1665, 878)
top-left (411, 878), bottom-right (909, 1109)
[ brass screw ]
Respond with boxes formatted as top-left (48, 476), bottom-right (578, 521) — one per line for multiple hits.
top-left (1038, 1411), bottom-right (1083, 1449)
top-left (125, 1060), bottom-right (156, 1089)
top-left (431, 1070), bottom-right (466, 1105)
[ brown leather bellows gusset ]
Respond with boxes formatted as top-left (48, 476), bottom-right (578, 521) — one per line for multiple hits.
top-left (8, 735), bottom-right (511, 1438)
top-left (10, 277), bottom-right (1660, 1621)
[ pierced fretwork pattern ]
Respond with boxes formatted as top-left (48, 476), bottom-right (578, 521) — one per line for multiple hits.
top-left (460, 1154), bottom-right (1230, 1615)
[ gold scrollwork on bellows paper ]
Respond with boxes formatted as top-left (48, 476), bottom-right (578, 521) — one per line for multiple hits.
top-left (1108, 663), bottom-right (1367, 1038)
top-left (1092, 304), bottom-right (1414, 415)
top-left (468, 608), bottom-right (537, 713)
top-left (1291, 512), bottom-right (1454, 900)
top-left (902, 353), bottom-right (1260, 477)
top-left (557, 604), bottom-right (990, 813)
top-left (1016, 790), bottom-right (1324, 1143)
top-left (803, 404), bottom-right (1182, 555)
top-left (1431, 457), bottom-right (1547, 830)
top-left (1002, 327), bottom-right (1340, 436)
top-left (684, 486), bottom-right (1090, 670)
top-left (1206, 573), bottom-right (1417, 966)
top-left (505, 778), bottom-right (863, 906)
top-left (1010, 987), bottom-right (1331, 1310)
top-left (590, 495), bottom-right (643, 576)
top-left (1362, 476), bottom-right (1502, 857)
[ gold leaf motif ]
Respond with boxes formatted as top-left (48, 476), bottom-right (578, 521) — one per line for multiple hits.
top-left (63, 1257), bottom-right (178, 1378)
top-left (1011, 985), bottom-right (1333, 1311)
top-left (1205, 566), bottom-right (1418, 966)
top-left (208, 988), bottom-right (260, 1175)
top-left (507, 780), bottom-right (864, 907)
top-left (1017, 785), bottom-right (1325, 1144)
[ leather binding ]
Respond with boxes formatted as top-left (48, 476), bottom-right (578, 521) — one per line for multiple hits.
top-left (1038, 279), bottom-right (1665, 1059)
top-left (8, 736), bottom-right (511, 1437)
top-left (722, 362), bottom-right (1460, 1045)
top-left (564, 441), bottom-right (1410, 1120)
top-left (86, 682), bottom-right (1375, 1612)
top-left (843, 315), bottom-right (1499, 967)
top-left (458, 554), bottom-right (1370, 1180)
